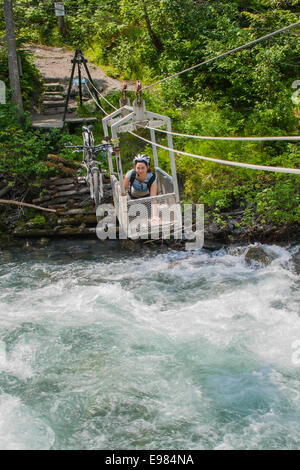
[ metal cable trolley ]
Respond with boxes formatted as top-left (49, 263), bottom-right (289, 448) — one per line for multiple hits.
top-left (102, 84), bottom-right (182, 239)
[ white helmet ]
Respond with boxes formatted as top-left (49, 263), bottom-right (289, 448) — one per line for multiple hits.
top-left (134, 154), bottom-right (151, 167)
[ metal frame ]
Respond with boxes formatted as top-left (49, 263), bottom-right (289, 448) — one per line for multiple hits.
top-left (102, 97), bottom-right (180, 202)
top-left (102, 97), bottom-right (181, 238)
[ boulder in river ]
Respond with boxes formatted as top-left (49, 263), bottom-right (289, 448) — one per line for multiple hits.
top-left (244, 246), bottom-right (276, 267)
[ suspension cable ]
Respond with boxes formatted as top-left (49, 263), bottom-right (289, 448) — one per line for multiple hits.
top-left (145, 126), bottom-right (300, 142)
top-left (84, 76), bottom-right (117, 110)
top-left (129, 132), bottom-right (300, 175)
top-left (142, 21), bottom-right (300, 91)
top-left (83, 81), bottom-right (108, 116)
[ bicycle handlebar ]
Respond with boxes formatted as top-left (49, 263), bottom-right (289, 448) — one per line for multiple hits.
top-left (66, 144), bottom-right (115, 155)
top-left (66, 144), bottom-right (113, 150)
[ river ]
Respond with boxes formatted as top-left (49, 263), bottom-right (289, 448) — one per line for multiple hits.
top-left (0, 240), bottom-right (299, 450)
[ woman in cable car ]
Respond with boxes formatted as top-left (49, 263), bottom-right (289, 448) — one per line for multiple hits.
top-left (124, 154), bottom-right (157, 199)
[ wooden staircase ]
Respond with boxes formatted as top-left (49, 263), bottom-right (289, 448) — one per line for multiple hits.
top-left (31, 80), bottom-right (97, 130)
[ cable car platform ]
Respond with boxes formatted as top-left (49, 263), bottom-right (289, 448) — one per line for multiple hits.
top-left (101, 88), bottom-right (182, 240)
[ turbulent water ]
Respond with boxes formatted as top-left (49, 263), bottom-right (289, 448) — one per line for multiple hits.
top-left (0, 240), bottom-right (299, 450)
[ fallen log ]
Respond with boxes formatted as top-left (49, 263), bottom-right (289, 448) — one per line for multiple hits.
top-left (33, 189), bottom-right (79, 203)
top-left (48, 154), bottom-right (81, 170)
top-left (53, 188), bottom-right (89, 198)
top-left (49, 177), bottom-right (76, 185)
top-left (0, 199), bottom-right (56, 213)
top-left (44, 162), bottom-right (77, 177)
top-left (44, 194), bottom-right (88, 205)
top-left (49, 184), bottom-right (76, 192)
top-left (61, 208), bottom-right (85, 216)
top-left (32, 195), bottom-right (53, 204)
top-left (13, 227), bottom-right (97, 238)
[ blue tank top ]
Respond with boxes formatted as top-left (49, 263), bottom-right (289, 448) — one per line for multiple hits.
top-left (126, 170), bottom-right (157, 197)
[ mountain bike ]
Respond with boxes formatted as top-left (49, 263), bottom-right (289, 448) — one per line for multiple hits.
top-left (67, 125), bottom-right (113, 208)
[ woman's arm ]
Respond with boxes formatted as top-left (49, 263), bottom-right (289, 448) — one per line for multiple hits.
top-left (124, 175), bottom-right (129, 191)
top-left (150, 181), bottom-right (157, 197)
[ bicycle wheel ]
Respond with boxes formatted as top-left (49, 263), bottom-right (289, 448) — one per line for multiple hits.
top-left (92, 170), bottom-right (101, 208)
top-left (99, 171), bottom-right (104, 200)
top-left (82, 128), bottom-right (94, 162)
top-left (82, 136), bottom-right (89, 163)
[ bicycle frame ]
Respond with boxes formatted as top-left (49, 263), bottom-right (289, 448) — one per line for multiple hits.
top-left (66, 126), bottom-right (113, 208)
top-left (82, 126), bottom-right (102, 204)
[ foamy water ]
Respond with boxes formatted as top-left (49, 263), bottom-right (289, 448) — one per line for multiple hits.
top-left (0, 241), bottom-right (299, 449)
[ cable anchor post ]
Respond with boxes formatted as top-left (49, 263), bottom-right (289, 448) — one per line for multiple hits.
top-left (119, 82), bottom-right (127, 107)
top-left (135, 80), bottom-right (142, 104)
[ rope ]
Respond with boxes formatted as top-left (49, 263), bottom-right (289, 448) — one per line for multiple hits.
top-left (142, 21), bottom-right (300, 91)
top-left (129, 131), bottom-right (300, 175)
top-left (84, 81), bottom-right (107, 115)
top-left (84, 76), bottom-right (117, 110)
top-left (145, 126), bottom-right (300, 142)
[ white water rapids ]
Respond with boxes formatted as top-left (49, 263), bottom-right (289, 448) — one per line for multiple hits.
top-left (0, 241), bottom-right (299, 450)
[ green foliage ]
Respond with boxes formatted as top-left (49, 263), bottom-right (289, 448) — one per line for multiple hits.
top-left (0, 102), bottom-right (74, 179)
top-left (170, 99), bottom-right (300, 224)
top-left (29, 215), bottom-right (46, 227)
top-left (0, 0), bottom-right (299, 227)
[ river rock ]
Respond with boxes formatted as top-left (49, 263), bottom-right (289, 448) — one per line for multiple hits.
top-left (244, 246), bottom-right (276, 267)
top-left (23, 240), bottom-right (33, 250)
top-left (38, 237), bottom-right (50, 246)
top-left (120, 240), bottom-right (142, 251)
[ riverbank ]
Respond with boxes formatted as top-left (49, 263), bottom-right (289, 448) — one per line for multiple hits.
top-left (1, 203), bottom-right (299, 252)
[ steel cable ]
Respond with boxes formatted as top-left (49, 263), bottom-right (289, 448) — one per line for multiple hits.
top-left (145, 126), bottom-right (300, 142)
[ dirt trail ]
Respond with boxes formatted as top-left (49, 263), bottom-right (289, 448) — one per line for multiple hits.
top-left (26, 44), bottom-right (132, 94)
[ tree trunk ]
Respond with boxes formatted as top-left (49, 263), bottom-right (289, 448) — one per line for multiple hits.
top-left (59, 16), bottom-right (66, 38)
top-left (0, 199), bottom-right (57, 213)
top-left (141, 0), bottom-right (163, 53)
top-left (3, 0), bottom-right (24, 118)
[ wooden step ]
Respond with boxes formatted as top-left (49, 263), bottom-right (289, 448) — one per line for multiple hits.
top-left (43, 83), bottom-right (65, 92)
top-left (42, 108), bottom-right (64, 116)
top-left (44, 81), bottom-right (64, 86)
top-left (43, 94), bottom-right (65, 101)
top-left (31, 114), bottom-right (98, 129)
top-left (31, 115), bottom-right (64, 129)
top-left (44, 77), bottom-right (66, 84)
top-left (43, 100), bottom-right (66, 108)
top-left (43, 90), bottom-right (65, 95)
top-left (43, 107), bottom-right (75, 115)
